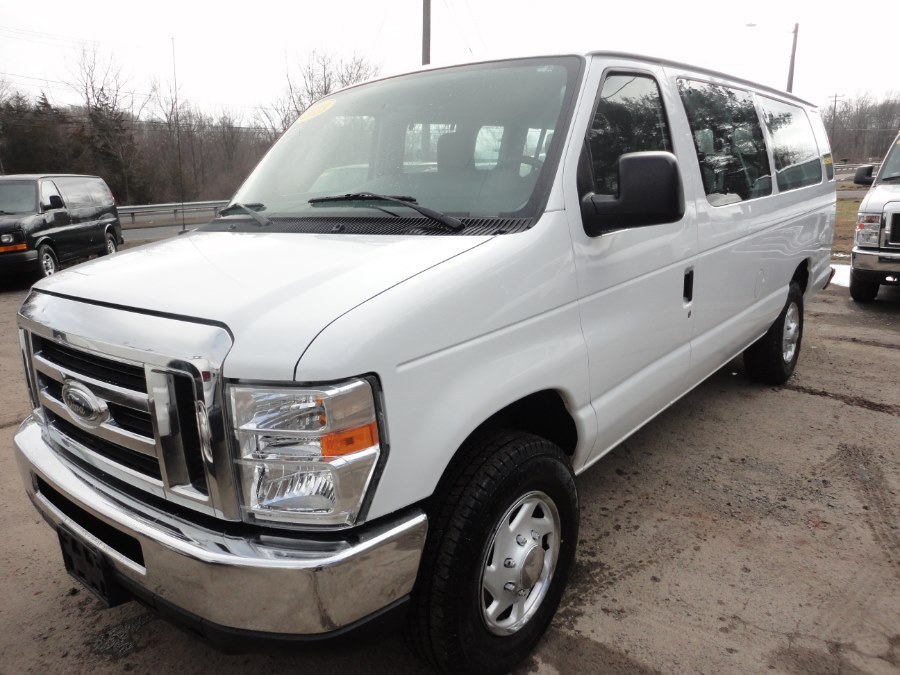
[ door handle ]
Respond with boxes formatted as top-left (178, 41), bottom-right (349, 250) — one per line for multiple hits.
top-left (683, 268), bottom-right (694, 304)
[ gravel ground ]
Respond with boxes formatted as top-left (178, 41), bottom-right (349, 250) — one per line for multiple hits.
top-left (0, 274), bottom-right (897, 675)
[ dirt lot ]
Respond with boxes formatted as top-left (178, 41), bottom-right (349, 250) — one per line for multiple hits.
top-left (0, 274), bottom-right (897, 675)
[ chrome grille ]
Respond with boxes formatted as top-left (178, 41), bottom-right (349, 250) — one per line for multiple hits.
top-left (18, 291), bottom-right (238, 520)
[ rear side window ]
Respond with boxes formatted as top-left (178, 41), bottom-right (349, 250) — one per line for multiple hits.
top-left (585, 73), bottom-right (672, 196)
top-left (54, 177), bottom-right (94, 208)
top-left (87, 178), bottom-right (114, 206)
top-left (678, 80), bottom-right (772, 206)
top-left (757, 97), bottom-right (823, 192)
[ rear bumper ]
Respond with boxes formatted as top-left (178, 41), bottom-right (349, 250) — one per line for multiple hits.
top-left (852, 247), bottom-right (900, 282)
top-left (15, 416), bottom-right (427, 636)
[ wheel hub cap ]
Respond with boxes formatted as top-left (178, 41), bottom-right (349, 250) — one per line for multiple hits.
top-left (782, 302), bottom-right (800, 363)
top-left (479, 491), bottom-right (561, 636)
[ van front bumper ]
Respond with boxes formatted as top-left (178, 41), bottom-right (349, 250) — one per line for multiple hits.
top-left (14, 417), bottom-right (427, 637)
top-left (852, 247), bottom-right (900, 281)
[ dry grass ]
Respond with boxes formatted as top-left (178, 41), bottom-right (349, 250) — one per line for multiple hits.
top-left (833, 199), bottom-right (860, 255)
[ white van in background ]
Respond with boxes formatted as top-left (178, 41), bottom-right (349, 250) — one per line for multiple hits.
top-left (851, 131), bottom-right (900, 301)
top-left (15, 52), bottom-right (834, 674)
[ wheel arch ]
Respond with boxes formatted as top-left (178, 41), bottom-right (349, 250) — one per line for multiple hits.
top-left (793, 258), bottom-right (810, 295)
top-left (425, 389), bottom-right (579, 511)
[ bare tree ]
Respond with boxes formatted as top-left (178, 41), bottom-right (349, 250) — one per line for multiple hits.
top-left (255, 50), bottom-right (379, 138)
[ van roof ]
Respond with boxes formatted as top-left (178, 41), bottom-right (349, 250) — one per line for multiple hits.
top-left (585, 51), bottom-right (816, 108)
top-left (0, 174), bottom-right (102, 181)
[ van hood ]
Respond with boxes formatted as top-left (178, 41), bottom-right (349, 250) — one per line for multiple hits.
top-left (34, 231), bottom-right (491, 380)
top-left (0, 214), bottom-right (30, 232)
top-left (859, 182), bottom-right (900, 213)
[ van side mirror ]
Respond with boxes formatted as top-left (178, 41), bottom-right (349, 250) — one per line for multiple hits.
top-left (853, 165), bottom-right (874, 186)
top-left (580, 151), bottom-right (685, 237)
top-left (46, 195), bottom-right (64, 210)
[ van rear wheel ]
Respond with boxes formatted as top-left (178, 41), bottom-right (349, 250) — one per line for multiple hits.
top-left (407, 430), bottom-right (578, 674)
top-left (744, 282), bottom-right (803, 385)
top-left (849, 271), bottom-right (879, 302)
top-left (103, 231), bottom-right (118, 255)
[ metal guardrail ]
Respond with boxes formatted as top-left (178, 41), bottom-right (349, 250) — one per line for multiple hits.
top-left (118, 200), bottom-right (229, 224)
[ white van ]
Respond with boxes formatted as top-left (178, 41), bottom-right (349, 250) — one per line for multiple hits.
top-left (851, 131), bottom-right (900, 301)
top-left (14, 52), bottom-right (835, 674)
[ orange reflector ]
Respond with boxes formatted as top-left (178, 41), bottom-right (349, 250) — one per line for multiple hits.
top-left (321, 421), bottom-right (378, 457)
top-left (0, 243), bottom-right (27, 253)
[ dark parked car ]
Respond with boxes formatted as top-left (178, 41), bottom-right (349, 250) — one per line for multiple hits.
top-left (0, 174), bottom-right (123, 278)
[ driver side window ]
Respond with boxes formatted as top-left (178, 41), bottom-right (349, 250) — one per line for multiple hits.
top-left (40, 180), bottom-right (62, 209)
top-left (585, 73), bottom-right (672, 196)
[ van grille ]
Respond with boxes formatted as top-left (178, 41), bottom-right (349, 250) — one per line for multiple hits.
top-left (889, 214), bottom-right (900, 245)
top-left (30, 334), bottom-right (208, 498)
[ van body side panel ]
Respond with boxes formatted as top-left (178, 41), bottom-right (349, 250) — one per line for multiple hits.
top-left (296, 212), bottom-right (593, 520)
top-left (663, 66), bottom-right (836, 381)
top-left (562, 57), bottom-right (699, 467)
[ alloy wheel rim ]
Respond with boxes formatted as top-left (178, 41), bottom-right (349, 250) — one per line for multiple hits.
top-left (782, 302), bottom-right (800, 363)
top-left (42, 253), bottom-right (55, 275)
top-left (479, 490), bottom-right (561, 636)
top-left (107, 238), bottom-right (116, 254)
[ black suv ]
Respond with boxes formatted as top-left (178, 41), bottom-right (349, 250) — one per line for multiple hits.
top-left (0, 174), bottom-right (124, 278)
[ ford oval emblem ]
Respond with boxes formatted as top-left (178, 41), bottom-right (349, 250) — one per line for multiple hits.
top-left (61, 381), bottom-right (109, 428)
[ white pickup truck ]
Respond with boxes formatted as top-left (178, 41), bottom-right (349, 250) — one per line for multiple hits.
top-left (15, 52), bottom-right (835, 673)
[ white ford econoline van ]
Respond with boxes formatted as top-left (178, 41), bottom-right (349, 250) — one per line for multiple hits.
top-left (851, 131), bottom-right (900, 301)
top-left (14, 52), bottom-right (835, 674)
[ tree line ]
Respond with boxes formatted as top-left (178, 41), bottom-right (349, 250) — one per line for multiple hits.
top-left (0, 49), bottom-right (378, 205)
top-left (820, 93), bottom-right (899, 163)
top-left (1, 51), bottom-right (896, 204)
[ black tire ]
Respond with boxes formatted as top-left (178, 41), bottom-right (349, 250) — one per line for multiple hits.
top-left (849, 271), bottom-right (879, 302)
top-left (37, 244), bottom-right (58, 278)
top-left (744, 281), bottom-right (803, 385)
top-left (407, 430), bottom-right (578, 674)
top-left (103, 231), bottom-right (118, 255)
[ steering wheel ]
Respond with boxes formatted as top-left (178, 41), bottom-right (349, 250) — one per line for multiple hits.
top-left (493, 155), bottom-right (544, 172)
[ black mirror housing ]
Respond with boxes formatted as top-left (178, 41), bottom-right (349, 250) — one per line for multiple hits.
top-left (47, 195), bottom-right (64, 210)
top-left (581, 151), bottom-right (685, 237)
top-left (853, 165), bottom-right (874, 186)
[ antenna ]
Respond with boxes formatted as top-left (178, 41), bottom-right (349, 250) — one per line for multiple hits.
top-left (172, 37), bottom-right (187, 234)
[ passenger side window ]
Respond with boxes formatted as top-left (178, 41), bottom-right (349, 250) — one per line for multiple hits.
top-left (757, 97), bottom-right (823, 192)
top-left (585, 73), bottom-right (671, 196)
top-left (40, 181), bottom-right (62, 208)
top-left (678, 80), bottom-right (772, 206)
top-left (474, 125), bottom-right (504, 169)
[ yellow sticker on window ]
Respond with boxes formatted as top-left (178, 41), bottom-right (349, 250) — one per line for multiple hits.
top-left (298, 99), bottom-right (335, 123)
top-left (823, 156), bottom-right (833, 164)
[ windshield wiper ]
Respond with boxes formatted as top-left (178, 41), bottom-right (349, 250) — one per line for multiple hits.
top-left (217, 202), bottom-right (272, 227)
top-left (308, 192), bottom-right (464, 232)
top-left (879, 175), bottom-right (900, 182)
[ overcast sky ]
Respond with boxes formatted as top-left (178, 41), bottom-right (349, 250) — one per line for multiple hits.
top-left (1, 0), bottom-right (896, 122)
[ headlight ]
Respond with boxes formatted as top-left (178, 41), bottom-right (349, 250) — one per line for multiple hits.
top-left (229, 378), bottom-right (381, 527)
top-left (855, 213), bottom-right (881, 247)
top-left (1, 234), bottom-right (13, 244)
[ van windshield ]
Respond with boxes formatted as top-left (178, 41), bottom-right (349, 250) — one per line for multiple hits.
top-left (879, 138), bottom-right (900, 181)
top-left (223, 57), bottom-right (581, 232)
top-left (0, 181), bottom-right (37, 215)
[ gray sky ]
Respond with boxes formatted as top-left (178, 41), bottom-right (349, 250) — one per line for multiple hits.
top-left (1, 0), bottom-right (896, 122)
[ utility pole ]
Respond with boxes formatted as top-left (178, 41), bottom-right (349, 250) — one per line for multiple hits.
top-left (172, 37), bottom-right (187, 234)
top-left (829, 93), bottom-right (844, 149)
top-left (786, 23), bottom-right (798, 93)
top-left (422, 0), bottom-right (431, 66)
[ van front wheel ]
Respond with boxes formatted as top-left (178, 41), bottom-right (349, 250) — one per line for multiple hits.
top-left (744, 282), bottom-right (803, 385)
top-left (849, 271), bottom-right (879, 302)
top-left (407, 430), bottom-right (578, 674)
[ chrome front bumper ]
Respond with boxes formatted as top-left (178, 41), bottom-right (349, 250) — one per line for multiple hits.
top-left (15, 417), bottom-right (427, 636)
top-left (852, 247), bottom-right (900, 275)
